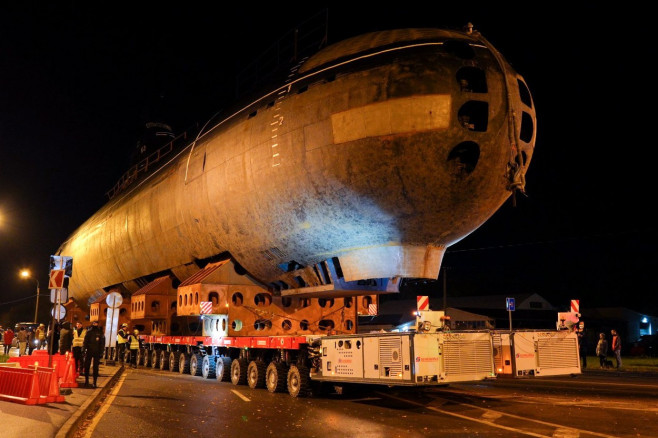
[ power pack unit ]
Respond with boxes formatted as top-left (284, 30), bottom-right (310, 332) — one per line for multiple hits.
top-left (492, 330), bottom-right (581, 377)
top-left (313, 331), bottom-right (495, 386)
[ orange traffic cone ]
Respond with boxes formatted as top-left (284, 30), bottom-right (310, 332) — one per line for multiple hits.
top-left (60, 354), bottom-right (78, 388)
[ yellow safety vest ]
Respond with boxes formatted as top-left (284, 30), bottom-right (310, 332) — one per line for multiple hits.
top-left (72, 328), bottom-right (86, 348)
top-left (130, 333), bottom-right (140, 350)
top-left (117, 329), bottom-right (128, 345)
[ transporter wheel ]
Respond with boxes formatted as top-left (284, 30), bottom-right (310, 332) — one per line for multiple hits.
top-left (190, 354), bottom-right (203, 377)
top-left (124, 348), bottom-right (131, 364)
top-left (247, 360), bottom-right (267, 389)
top-left (159, 350), bottom-right (169, 371)
top-left (216, 356), bottom-right (232, 382)
top-left (151, 350), bottom-right (160, 368)
top-left (230, 358), bottom-right (248, 385)
top-left (265, 361), bottom-right (288, 393)
top-left (202, 355), bottom-right (216, 379)
top-left (172, 351), bottom-right (184, 374)
top-left (169, 351), bottom-right (181, 371)
top-left (141, 348), bottom-right (151, 367)
top-left (287, 364), bottom-right (310, 398)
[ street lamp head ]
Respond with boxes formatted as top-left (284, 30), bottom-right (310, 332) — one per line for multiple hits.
top-left (20, 269), bottom-right (31, 279)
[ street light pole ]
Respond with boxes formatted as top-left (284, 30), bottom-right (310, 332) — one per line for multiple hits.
top-left (20, 269), bottom-right (40, 324)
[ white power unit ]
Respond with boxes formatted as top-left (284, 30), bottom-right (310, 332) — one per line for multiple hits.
top-left (313, 331), bottom-right (495, 386)
top-left (492, 330), bottom-right (581, 377)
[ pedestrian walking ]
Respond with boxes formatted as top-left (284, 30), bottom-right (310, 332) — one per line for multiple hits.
top-left (611, 329), bottom-right (622, 369)
top-left (35, 323), bottom-right (46, 350)
top-left (83, 321), bottom-right (105, 388)
top-left (596, 332), bottom-right (608, 368)
top-left (27, 327), bottom-right (36, 355)
top-left (72, 321), bottom-right (86, 374)
top-left (16, 326), bottom-right (28, 356)
top-left (3, 327), bottom-right (14, 355)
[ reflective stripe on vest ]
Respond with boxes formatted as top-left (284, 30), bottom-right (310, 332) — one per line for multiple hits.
top-left (130, 334), bottom-right (139, 350)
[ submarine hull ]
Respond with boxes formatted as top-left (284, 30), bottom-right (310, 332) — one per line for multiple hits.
top-left (58, 28), bottom-right (536, 305)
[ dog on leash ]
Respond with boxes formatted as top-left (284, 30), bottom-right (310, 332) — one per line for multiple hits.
top-left (603, 359), bottom-right (614, 369)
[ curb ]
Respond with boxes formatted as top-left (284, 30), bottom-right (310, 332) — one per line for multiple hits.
top-left (55, 365), bottom-right (124, 438)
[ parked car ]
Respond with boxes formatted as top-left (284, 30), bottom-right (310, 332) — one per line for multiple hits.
top-left (630, 334), bottom-right (658, 357)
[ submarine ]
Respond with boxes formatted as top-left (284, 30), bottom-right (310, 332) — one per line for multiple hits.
top-left (57, 25), bottom-right (536, 306)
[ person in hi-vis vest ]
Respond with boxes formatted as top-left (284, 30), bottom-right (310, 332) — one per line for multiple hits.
top-left (117, 323), bottom-right (129, 364)
top-left (127, 328), bottom-right (141, 368)
top-left (72, 322), bottom-right (86, 374)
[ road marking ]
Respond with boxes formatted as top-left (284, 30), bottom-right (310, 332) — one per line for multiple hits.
top-left (376, 392), bottom-right (548, 437)
top-left (82, 371), bottom-right (128, 438)
top-left (231, 389), bottom-right (251, 402)
top-left (377, 392), bottom-right (618, 438)
top-left (542, 378), bottom-right (658, 390)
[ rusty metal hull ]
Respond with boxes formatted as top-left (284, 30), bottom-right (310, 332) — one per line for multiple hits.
top-left (58, 28), bottom-right (536, 306)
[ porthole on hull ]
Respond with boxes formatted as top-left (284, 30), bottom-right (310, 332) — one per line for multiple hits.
top-left (458, 101), bottom-right (489, 132)
top-left (456, 66), bottom-right (487, 93)
top-left (447, 141), bottom-right (480, 176)
top-left (520, 112), bottom-right (534, 143)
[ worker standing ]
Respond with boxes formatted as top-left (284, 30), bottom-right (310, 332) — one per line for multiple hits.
top-left (71, 322), bottom-right (86, 375)
top-left (127, 328), bottom-right (141, 369)
top-left (116, 323), bottom-right (129, 364)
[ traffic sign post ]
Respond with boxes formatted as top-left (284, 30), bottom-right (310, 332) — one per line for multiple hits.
top-left (104, 291), bottom-right (122, 365)
top-left (506, 297), bottom-right (515, 331)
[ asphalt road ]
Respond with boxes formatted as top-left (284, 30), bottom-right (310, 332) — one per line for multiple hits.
top-left (76, 368), bottom-right (658, 437)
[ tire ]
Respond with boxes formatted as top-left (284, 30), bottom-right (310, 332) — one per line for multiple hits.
top-left (169, 351), bottom-right (181, 372)
top-left (124, 348), bottom-right (131, 364)
top-left (266, 361), bottom-right (288, 393)
top-left (142, 348), bottom-right (151, 367)
top-left (230, 358), bottom-right (248, 385)
top-left (216, 356), bottom-right (231, 382)
top-left (151, 349), bottom-right (160, 368)
top-left (179, 353), bottom-right (191, 374)
top-left (247, 360), bottom-right (267, 389)
top-left (190, 354), bottom-right (203, 377)
top-left (159, 350), bottom-right (169, 371)
top-left (202, 355), bottom-right (216, 379)
top-left (287, 364), bottom-right (310, 398)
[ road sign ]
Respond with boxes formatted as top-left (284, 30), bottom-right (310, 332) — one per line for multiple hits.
top-left (571, 299), bottom-right (580, 313)
top-left (48, 269), bottom-right (65, 289)
top-left (417, 296), bottom-right (429, 311)
top-left (51, 304), bottom-right (66, 320)
top-left (506, 297), bottom-right (515, 311)
top-left (50, 255), bottom-right (73, 277)
top-left (106, 291), bottom-right (123, 308)
top-left (50, 288), bottom-right (68, 303)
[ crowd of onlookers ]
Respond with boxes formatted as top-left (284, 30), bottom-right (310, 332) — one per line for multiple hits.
top-left (1, 323), bottom-right (49, 356)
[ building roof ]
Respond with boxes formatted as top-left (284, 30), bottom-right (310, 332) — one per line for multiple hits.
top-left (179, 260), bottom-right (229, 287)
top-left (133, 275), bottom-right (173, 296)
top-left (91, 292), bottom-right (108, 304)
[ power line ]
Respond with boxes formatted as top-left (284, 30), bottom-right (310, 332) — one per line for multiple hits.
top-left (0, 293), bottom-right (48, 307)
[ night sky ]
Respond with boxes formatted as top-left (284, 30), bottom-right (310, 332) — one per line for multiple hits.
top-left (0, 3), bottom-right (654, 325)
